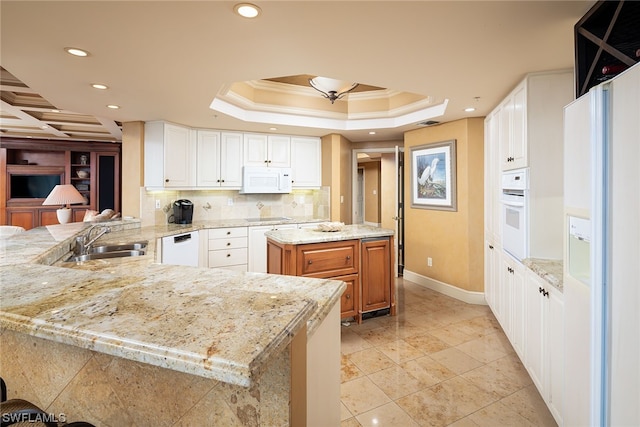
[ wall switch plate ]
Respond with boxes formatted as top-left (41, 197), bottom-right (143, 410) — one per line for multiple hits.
top-left (155, 200), bottom-right (161, 209)
top-left (427, 257), bottom-right (433, 267)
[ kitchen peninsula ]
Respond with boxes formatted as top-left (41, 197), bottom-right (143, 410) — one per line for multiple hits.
top-left (0, 220), bottom-right (345, 426)
top-left (266, 224), bottom-right (395, 324)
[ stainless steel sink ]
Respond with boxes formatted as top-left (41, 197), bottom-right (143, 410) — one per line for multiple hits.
top-left (66, 249), bottom-right (146, 263)
top-left (64, 240), bottom-right (148, 262)
top-left (89, 241), bottom-right (148, 253)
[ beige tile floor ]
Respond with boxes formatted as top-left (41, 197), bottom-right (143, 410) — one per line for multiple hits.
top-left (340, 278), bottom-right (558, 427)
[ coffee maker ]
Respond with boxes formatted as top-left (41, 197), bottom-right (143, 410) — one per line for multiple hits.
top-left (170, 199), bottom-right (193, 224)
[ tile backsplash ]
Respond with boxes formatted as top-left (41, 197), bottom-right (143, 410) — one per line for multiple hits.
top-left (139, 187), bottom-right (330, 226)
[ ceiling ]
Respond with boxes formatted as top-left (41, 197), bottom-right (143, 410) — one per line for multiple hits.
top-left (0, 1), bottom-right (595, 143)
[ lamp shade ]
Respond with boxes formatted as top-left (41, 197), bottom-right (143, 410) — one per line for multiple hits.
top-left (42, 185), bottom-right (86, 206)
top-left (42, 185), bottom-right (86, 224)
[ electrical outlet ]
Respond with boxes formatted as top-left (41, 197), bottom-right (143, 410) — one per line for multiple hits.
top-left (155, 199), bottom-right (161, 209)
top-left (427, 257), bottom-right (433, 267)
top-left (227, 198), bottom-right (234, 206)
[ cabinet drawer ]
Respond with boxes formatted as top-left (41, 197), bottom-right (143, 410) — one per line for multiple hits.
top-left (209, 227), bottom-right (248, 239)
top-left (335, 274), bottom-right (359, 320)
top-left (297, 240), bottom-right (358, 278)
top-left (209, 236), bottom-right (248, 250)
top-left (209, 248), bottom-right (248, 267)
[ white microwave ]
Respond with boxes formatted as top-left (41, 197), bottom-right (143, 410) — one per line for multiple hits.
top-left (239, 166), bottom-right (292, 194)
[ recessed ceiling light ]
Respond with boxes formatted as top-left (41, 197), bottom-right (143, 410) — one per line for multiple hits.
top-left (234, 3), bottom-right (261, 18)
top-left (369, 131), bottom-right (376, 135)
top-left (269, 127), bottom-right (277, 131)
top-left (51, 109), bottom-right (60, 113)
top-left (106, 104), bottom-right (120, 109)
top-left (92, 83), bottom-right (108, 90)
top-left (65, 47), bottom-right (89, 57)
top-left (41, 125), bottom-right (49, 129)
top-left (464, 107), bottom-right (476, 112)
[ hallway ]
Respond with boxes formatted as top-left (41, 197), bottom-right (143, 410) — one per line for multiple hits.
top-left (340, 278), bottom-right (557, 426)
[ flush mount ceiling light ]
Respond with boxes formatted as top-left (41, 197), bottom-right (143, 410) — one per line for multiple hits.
top-left (464, 107), bottom-right (476, 112)
top-left (234, 3), bottom-right (261, 18)
top-left (308, 77), bottom-right (359, 104)
top-left (65, 47), bottom-right (89, 57)
top-left (92, 83), bottom-right (108, 90)
top-left (106, 104), bottom-right (120, 109)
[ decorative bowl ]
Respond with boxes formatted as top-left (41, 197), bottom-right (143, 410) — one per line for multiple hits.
top-left (76, 170), bottom-right (89, 178)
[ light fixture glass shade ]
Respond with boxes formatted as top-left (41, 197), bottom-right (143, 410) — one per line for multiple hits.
top-left (42, 185), bottom-right (86, 224)
top-left (309, 77), bottom-right (359, 104)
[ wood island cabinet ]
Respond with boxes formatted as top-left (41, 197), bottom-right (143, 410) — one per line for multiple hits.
top-left (267, 236), bottom-right (395, 323)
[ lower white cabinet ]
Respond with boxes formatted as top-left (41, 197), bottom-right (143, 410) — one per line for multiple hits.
top-left (207, 227), bottom-right (248, 272)
top-left (525, 269), bottom-right (564, 426)
top-left (503, 253), bottom-right (526, 358)
top-left (248, 224), bottom-right (297, 273)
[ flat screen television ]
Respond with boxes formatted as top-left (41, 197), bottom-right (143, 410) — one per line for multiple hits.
top-left (10, 174), bottom-right (61, 198)
top-left (6, 166), bottom-right (66, 201)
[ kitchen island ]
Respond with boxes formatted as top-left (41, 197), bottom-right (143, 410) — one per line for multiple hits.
top-left (0, 220), bottom-right (344, 426)
top-left (265, 224), bottom-right (396, 324)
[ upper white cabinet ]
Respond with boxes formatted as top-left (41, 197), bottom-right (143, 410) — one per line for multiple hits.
top-left (290, 136), bottom-right (321, 188)
top-left (145, 122), bottom-right (321, 190)
top-left (196, 130), bottom-right (221, 187)
top-left (144, 122), bottom-right (196, 187)
top-left (500, 84), bottom-right (527, 170)
top-left (196, 131), bottom-right (244, 188)
top-left (492, 71), bottom-right (573, 172)
top-left (243, 134), bottom-right (291, 168)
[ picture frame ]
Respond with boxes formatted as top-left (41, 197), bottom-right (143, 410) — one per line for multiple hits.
top-left (410, 139), bottom-right (457, 211)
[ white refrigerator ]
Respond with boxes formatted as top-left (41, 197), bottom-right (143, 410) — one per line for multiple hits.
top-left (563, 63), bottom-right (639, 426)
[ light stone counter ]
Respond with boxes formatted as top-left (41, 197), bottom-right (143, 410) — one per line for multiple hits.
top-left (0, 218), bottom-right (344, 426)
top-left (523, 258), bottom-right (563, 291)
top-left (265, 224), bottom-right (395, 245)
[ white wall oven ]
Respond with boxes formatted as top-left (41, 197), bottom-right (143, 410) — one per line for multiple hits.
top-left (501, 168), bottom-right (529, 261)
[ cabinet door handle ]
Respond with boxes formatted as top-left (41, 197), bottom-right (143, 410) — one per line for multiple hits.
top-left (264, 160), bottom-right (268, 163)
top-left (346, 255), bottom-right (351, 260)
top-left (165, 179), bottom-right (169, 182)
top-left (227, 231), bottom-right (231, 235)
top-left (226, 242), bottom-right (231, 246)
top-left (226, 253), bottom-right (231, 257)
top-left (221, 179), bottom-right (225, 183)
top-left (308, 260), bottom-right (313, 265)
top-left (217, 179), bottom-right (221, 183)
top-left (539, 287), bottom-right (544, 294)
top-left (543, 289), bottom-right (549, 297)
top-left (489, 245), bottom-right (494, 250)
top-left (345, 294), bottom-right (350, 299)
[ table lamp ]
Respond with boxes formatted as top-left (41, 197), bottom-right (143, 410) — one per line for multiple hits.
top-left (42, 184), bottom-right (86, 224)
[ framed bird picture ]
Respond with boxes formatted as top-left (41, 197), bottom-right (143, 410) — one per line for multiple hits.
top-left (410, 139), bottom-right (457, 211)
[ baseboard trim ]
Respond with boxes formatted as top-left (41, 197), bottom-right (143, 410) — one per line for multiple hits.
top-left (403, 270), bottom-right (487, 305)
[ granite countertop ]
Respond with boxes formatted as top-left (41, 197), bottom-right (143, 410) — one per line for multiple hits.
top-left (523, 258), bottom-right (563, 291)
top-left (0, 218), bottom-right (344, 387)
top-left (265, 224), bottom-right (395, 245)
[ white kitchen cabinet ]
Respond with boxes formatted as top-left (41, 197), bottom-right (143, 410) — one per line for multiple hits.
top-left (208, 227), bottom-right (248, 271)
top-left (290, 136), bottom-right (321, 188)
top-left (296, 221), bottom-right (321, 230)
top-left (248, 223), bottom-right (297, 273)
top-left (483, 240), bottom-right (499, 315)
top-left (500, 84), bottom-right (527, 170)
top-left (144, 121), bottom-right (196, 187)
top-left (243, 133), bottom-right (290, 168)
top-left (196, 130), bottom-right (220, 187)
top-left (524, 269), bottom-right (564, 426)
top-left (500, 252), bottom-right (525, 357)
top-left (196, 131), bottom-right (243, 188)
top-left (484, 111), bottom-right (502, 244)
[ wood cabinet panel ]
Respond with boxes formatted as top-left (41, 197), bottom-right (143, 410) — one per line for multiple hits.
top-left (39, 209), bottom-right (59, 227)
top-left (296, 240), bottom-right (358, 278)
top-left (335, 274), bottom-right (359, 320)
top-left (6, 209), bottom-right (35, 229)
top-left (361, 239), bottom-right (391, 313)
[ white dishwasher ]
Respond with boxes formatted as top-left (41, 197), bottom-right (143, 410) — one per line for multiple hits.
top-left (161, 231), bottom-right (199, 266)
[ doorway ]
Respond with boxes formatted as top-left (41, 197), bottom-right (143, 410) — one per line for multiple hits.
top-left (352, 147), bottom-right (405, 276)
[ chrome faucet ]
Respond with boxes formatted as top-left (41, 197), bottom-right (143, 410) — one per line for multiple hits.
top-left (75, 224), bottom-right (111, 255)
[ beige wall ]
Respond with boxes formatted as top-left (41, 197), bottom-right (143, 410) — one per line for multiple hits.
top-left (404, 118), bottom-right (484, 292)
top-left (322, 133), bottom-right (353, 223)
top-left (361, 161), bottom-right (380, 224)
top-left (121, 122), bottom-right (144, 218)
